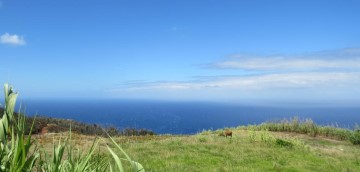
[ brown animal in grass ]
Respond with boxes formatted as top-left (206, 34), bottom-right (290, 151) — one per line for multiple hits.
top-left (224, 130), bottom-right (232, 138)
top-left (40, 126), bottom-right (48, 135)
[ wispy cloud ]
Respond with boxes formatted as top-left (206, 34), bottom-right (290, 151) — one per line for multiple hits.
top-left (108, 48), bottom-right (360, 101)
top-left (0, 33), bottom-right (26, 46)
top-left (209, 48), bottom-right (360, 71)
top-left (112, 72), bottom-right (360, 92)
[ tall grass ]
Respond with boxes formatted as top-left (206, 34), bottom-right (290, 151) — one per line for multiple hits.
top-left (0, 83), bottom-right (145, 171)
top-left (248, 117), bottom-right (360, 144)
top-left (349, 129), bottom-right (360, 145)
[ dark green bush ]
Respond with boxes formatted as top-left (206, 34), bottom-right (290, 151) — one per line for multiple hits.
top-left (275, 138), bottom-right (293, 148)
top-left (349, 129), bottom-right (360, 145)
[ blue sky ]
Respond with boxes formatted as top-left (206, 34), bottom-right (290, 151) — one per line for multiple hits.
top-left (1, 0), bottom-right (360, 104)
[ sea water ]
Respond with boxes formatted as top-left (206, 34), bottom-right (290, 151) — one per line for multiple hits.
top-left (19, 99), bottom-right (360, 134)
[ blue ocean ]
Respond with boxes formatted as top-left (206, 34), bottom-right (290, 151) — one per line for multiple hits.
top-left (19, 99), bottom-right (360, 134)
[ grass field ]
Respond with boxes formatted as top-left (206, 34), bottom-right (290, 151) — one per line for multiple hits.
top-left (37, 128), bottom-right (360, 172)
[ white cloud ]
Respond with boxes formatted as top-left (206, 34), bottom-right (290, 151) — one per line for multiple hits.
top-left (210, 48), bottom-right (360, 71)
top-left (0, 33), bottom-right (26, 46)
top-left (214, 58), bottom-right (360, 70)
top-left (112, 72), bottom-right (360, 91)
top-left (108, 72), bottom-right (360, 102)
top-left (108, 48), bottom-right (360, 102)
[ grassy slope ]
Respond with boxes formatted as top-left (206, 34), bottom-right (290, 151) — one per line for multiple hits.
top-left (37, 129), bottom-right (360, 172)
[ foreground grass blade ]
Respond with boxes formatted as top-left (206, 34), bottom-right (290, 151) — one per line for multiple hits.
top-left (131, 161), bottom-right (145, 172)
top-left (107, 144), bottom-right (125, 172)
top-left (76, 139), bottom-right (99, 171)
top-left (105, 135), bottom-right (145, 172)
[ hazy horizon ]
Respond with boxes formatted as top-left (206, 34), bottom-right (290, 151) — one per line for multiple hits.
top-left (11, 97), bottom-right (360, 109)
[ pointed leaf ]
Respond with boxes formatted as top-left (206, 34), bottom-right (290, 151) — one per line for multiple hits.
top-left (107, 145), bottom-right (125, 172)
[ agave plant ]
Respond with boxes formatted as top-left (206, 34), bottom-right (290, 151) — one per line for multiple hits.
top-left (0, 83), bottom-right (145, 171)
top-left (0, 83), bottom-right (39, 171)
top-left (39, 128), bottom-right (110, 172)
top-left (0, 83), bottom-right (17, 143)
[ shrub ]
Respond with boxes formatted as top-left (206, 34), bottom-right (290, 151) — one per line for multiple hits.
top-left (349, 129), bottom-right (360, 145)
top-left (275, 138), bottom-right (293, 148)
top-left (248, 129), bottom-right (256, 142)
top-left (260, 129), bottom-right (275, 144)
top-left (198, 137), bottom-right (207, 143)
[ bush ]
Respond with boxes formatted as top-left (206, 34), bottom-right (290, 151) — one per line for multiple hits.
top-left (198, 137), bottom-right (207, 143)
top-left (275, 138), bottom-right (293, 148)
top-left (349, 129), bottom-right (360, 145)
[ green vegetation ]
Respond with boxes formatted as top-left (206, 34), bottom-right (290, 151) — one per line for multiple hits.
top-left (0, 83), bottom-right (38, 171)
top-left (115, 129), bottom-right (359, 171)
top-left (35, 126), bottom-right (360, 171)
top-left (0, 108), bottom-right (156, 137)
top-left (0, 83), bottom-right (144, 172)
top-left (243, 117), bottom-right (359, 144)
top-left (275, 138), bottom-right (294, 148)
top-left (349, 129), bottom-right (360, 145)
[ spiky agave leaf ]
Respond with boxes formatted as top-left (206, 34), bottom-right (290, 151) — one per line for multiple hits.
top-left (105, 135), bottom-right (145, 172)
top-left (0, 84), bottom-right (39, 171)
top-left (0, 83), bottom-right (18, 143)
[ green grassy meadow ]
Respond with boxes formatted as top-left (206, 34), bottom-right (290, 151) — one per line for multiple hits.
top-left (37, 128), bottom-right (360, 172)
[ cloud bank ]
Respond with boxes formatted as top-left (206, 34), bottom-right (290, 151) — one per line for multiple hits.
top-left (210, 48), bottom-right (360, 71)
top-left (0, 33), bottom-right (26, 46)
top-left (109, 48), bottom-right (360, 102)
top-left (112, 72), bottom-right (360, 91)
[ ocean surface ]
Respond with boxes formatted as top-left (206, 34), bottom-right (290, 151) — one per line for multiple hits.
top-left (18, 99), bottom-right (360, 134)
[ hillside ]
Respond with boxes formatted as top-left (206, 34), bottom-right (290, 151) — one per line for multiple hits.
top-left (2, 107), bottom-right (359, 171)
top-left (37, 127), bottom-right (360, 171)
top-left (2, 108), bottom-right (360, 171)
top-left (0, 108), bottom-right (156, 136)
